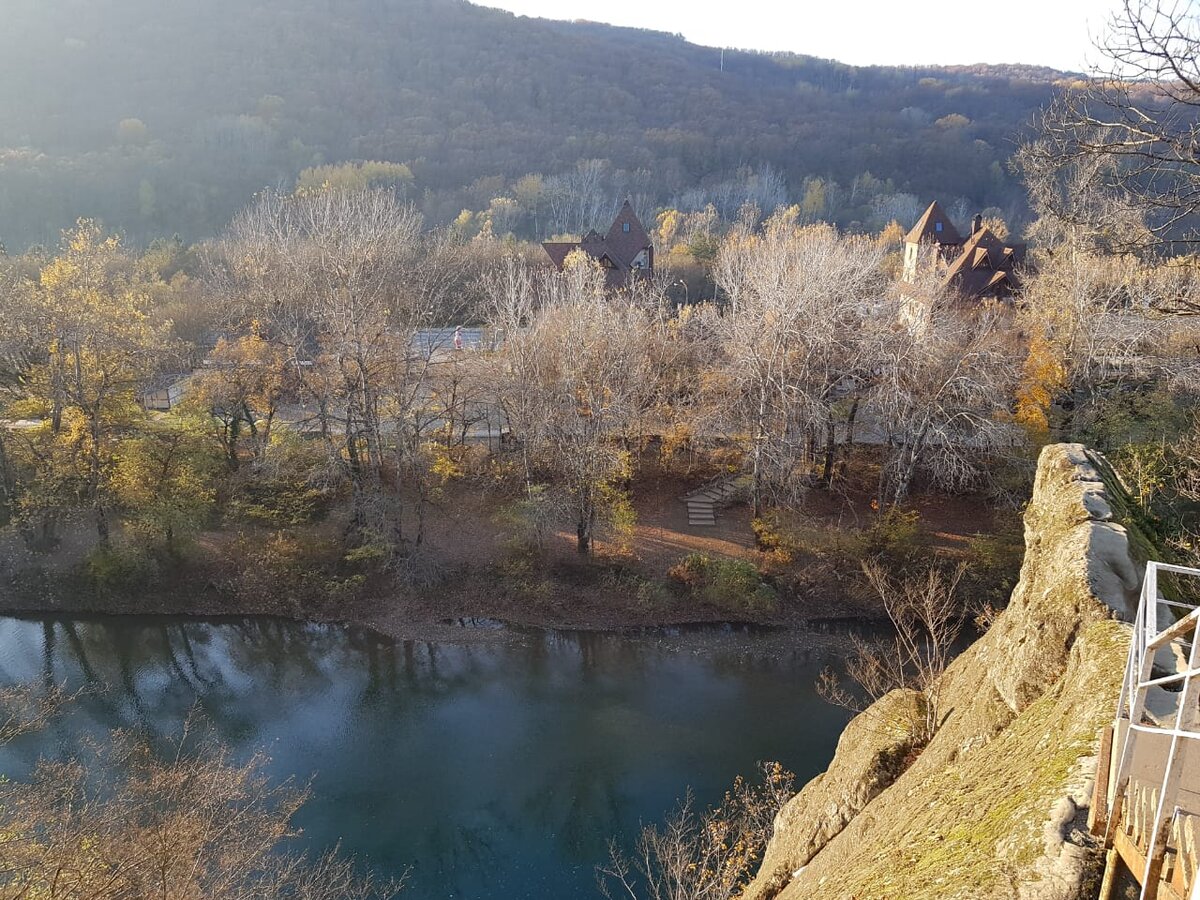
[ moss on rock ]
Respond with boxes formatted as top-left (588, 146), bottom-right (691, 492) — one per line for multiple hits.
top-left (744, 445), bottom-right (1140, 900)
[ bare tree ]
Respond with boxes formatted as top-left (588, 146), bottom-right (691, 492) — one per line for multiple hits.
top-left (214, 189), bottom-right (455, 553)
top-left (871, 273), bottom-right (1022, 506)
top-left (598, 762), bottom-right (794, 900)
top-left (819, 562), bottom-right (968, 747)
top-left (709, 213), bottom-right (887, 516)
top-left (484, 254), bottom-right (653, 553)
top-left (1018, 0), bottom-right (1200, 257)
top-left (1016, 246), bottom-right (1167, 438)
top-left (0, 711), bottom-right (404, 900)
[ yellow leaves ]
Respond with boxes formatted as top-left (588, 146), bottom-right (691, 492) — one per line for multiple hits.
top-left (428, 443), bottom-right (466, 484)
top-left (655, 207), bottom-right (682, 247)
top-left (877, 219), bottom-right (906, 247)
top-left (659, 421), bottom-right (694, 464)
top-left (1014, 333), bottom-right (1067, 438)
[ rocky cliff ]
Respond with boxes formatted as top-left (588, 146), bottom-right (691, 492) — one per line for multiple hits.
top-left (745, 444), bottom-right (1146, 900)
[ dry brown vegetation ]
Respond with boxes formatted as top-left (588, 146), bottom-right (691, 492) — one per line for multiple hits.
top-left (0, 693), bottom-right (402, 900)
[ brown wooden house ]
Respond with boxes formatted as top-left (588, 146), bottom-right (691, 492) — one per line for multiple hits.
top-left (902, 201), bottom-right (1026, 302)
top-left (542, 200), bottom-right (654, 290)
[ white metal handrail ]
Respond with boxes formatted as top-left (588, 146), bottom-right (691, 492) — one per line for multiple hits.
top-left (1107, 561), bottom-right (1200, 900)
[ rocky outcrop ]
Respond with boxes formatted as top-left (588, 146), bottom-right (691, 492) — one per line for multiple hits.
top-left (744, 444), bottom-right (1143, 900)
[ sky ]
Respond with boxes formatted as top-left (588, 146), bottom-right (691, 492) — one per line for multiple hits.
top-left (477, 0), bottom-right (1125, 71)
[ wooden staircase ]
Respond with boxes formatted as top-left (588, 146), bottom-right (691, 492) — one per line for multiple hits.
top-left (681, 475), bottom-right (748, 527)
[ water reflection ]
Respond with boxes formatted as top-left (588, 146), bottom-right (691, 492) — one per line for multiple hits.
top-left (0, 616), bottom-right (850, 899)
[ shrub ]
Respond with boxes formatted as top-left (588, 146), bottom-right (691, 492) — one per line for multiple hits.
top-left (669, 553), bottom-right (778, 616)
top-left (635, 578), bottom-right (674, 611)
top-left (494, 484), bottom-right (553, 555)
top-left (84, 544), bottom-right (155, 590)
top-left (227, 480), bottom-right (332, 527)
top-left (850, 507), bottom-right (925, 562)
top-left (964, 523), bottom-right (1024, 607)
top-left (494, 550), bottom-right (554, 605)
top-left (751, 513), bottom-right (796, 563)
top-left (600, 566), bottom-right (675, 611)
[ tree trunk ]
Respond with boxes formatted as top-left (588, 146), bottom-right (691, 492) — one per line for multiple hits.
top-left (0, 436), bottom-right (14, 524)
top-left (891, 421), bottom-right (931, 507)
top-left (88, 414), bottom-right (109, 548)
top-left (576, 501), bottom-right (594, 555)
top-left (822, 413), bottom-right (837, 486)
top-left (226, 416), bottom-right (241, 470)
top-left (95, 502), bottom-right (110, 548)
top-left (751, 392), bottom-right (767, 519)
top-left (877, 438), bottom-right (892, 512)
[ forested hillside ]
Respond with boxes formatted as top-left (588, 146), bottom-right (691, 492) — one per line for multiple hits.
top-left (0, 0), bottom-right (1068, 248)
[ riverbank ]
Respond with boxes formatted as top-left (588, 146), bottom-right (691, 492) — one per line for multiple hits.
top-left (0, 461), bottom-right (1019, 642)
top-left (0, 560), bottom-right (877, 646)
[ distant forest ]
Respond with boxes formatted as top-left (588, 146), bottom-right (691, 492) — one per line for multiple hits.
top-left (0, 0), bottom-right (1073, 249)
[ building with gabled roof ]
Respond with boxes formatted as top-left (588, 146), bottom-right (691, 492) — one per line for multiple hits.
top-left (902, 201), bottom-right (1026, 303)
top-left (904, 199), bottom-right (962, 248)
top-left (542, 200), bottom-right (654, 289)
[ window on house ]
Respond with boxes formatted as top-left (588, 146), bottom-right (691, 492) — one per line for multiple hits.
top-left (935, 221), bottom-right (943, 232)
top-left (623, 222), bottom-right (630, 232)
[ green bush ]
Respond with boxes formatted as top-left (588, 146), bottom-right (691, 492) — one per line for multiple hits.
top-left (227, 480), bottom-right (332, 527)
top-left (669, 553), bottom-right (778, 616)
top-left (599, 566), bottom-right (675, 611)
top-left (84, 544), bottom-right (155, 589)
top-left (965, 526), bottom-right (1024, 607)
top-left (850, 507), bottom-right (925, 562)
top-left (493, 485), bottom-right (552, 555)
top-left (635, 578), bottom-right (674, 611)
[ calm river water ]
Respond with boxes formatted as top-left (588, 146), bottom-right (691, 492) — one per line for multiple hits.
top-left (0, 616), bottom-right (850, 899)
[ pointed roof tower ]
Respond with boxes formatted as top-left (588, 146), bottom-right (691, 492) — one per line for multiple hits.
top-left (604, 200), bottom-right (652, 267)
top-left (905, 200), bottom-right (963, 246)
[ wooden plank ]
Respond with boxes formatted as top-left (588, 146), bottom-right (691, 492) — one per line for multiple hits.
top-left (1092, 724), bottom-right (1115, 836)
top-left (1148, 607), bottom-right (1200, 651)
top-left (1113, 827), bottom-right (1187, 900)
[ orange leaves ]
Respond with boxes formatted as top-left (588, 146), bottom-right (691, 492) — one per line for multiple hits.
top-left (1014, 332), bottom-right (1067, 437)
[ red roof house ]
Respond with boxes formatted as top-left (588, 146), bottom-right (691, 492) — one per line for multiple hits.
top-left (902, 202), bottom-right (1026, 302)
top-left (542, 200), bottom-right (654, 289)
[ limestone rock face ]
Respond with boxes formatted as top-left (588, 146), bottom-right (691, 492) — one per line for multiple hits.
top-left (746, 689), bottom-right (923, 897)
top-left (743, 444), bottom-right (1138, 900)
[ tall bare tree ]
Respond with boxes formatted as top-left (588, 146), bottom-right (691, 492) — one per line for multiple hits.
top-left (214, 189), bottom-right (455, 552)
top-left (709, 212), bottom-right (887, 516)
top-left (819, 562), bottom-right (968, 747)
top-left (1016, 247), bottom-right (1167, 438)
top-left (485, 254), bottom-right (653, 553)
top-left (871, 285), bottom-right (1022, 506)
top-left (1018, 0), bottom-right (1200, 258)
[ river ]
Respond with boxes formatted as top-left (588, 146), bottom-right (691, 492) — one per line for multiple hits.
top-left (0, 616), bottom-right (851, 899)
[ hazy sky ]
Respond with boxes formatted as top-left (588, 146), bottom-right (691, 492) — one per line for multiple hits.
top-left (477, 0), bottom-right (1124, 71)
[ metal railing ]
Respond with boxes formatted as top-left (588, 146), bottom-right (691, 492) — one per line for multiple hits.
top-left (1106, 561), bottom-right (1200, 900)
